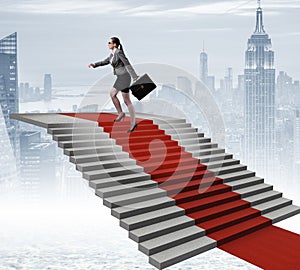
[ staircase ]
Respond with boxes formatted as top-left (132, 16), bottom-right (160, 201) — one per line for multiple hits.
top-left (10, 112), bottom-right (300, 270)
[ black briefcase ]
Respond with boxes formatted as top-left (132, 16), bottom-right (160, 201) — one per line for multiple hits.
top-left (129, 73), bottom-right (157, 100)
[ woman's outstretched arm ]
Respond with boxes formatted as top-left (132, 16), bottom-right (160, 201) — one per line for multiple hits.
top-left (91, 56), bottom-right (110, 68)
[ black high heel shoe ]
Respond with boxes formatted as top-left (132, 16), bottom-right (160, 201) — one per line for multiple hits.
top-left (127, 122), bottom-right (138, 133)
top-left (114, 112), bottom-right (125, 122)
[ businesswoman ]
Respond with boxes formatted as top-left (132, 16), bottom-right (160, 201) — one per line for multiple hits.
top-left (88, 37), bottom-right (139, 132)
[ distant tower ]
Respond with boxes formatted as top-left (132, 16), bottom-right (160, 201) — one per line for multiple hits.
top-left (200, 41), bottom-right (208, 84)
top-left (44, 74), bottom-right (52, 101)
top-left (199, 42), bottom-right (215, 91)
top-left (243, 0), bottom-right (276, 178)
top-left (294, 108), bottom-right (300, 178)
top-left (0, 32), bottom-right (20, 167)
top-left (224, 67), bottom-right (233, 91)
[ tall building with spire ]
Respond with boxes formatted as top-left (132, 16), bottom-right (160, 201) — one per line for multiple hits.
top-left (200, 42), bottom-right (208, 83)
top-left (199, 42), bottom-right (215, 91)
top-left (0, 32), bottom-right (20, 168)
top-left (243, 1), bottom-right (276, 179)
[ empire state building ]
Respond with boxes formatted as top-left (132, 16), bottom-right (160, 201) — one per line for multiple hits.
top-left (243, 1), bottom-right (276, 179)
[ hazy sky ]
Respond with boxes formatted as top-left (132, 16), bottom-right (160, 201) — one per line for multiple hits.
top-left (1, 0), bottom-right (299, 88)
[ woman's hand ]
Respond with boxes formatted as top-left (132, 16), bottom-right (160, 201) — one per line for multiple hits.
top-left (88, 63), bottom-right (95, 68)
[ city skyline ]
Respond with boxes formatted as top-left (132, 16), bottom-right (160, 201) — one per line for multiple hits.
top-left (0, 0), bottom-right (299, 87)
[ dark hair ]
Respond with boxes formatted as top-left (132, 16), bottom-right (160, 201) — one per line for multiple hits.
top-left (111, 36), bottom-right (124, 54)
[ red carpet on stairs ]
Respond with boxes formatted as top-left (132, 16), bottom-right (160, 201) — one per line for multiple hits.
top-left (59, 112), bottom-right (300, 270)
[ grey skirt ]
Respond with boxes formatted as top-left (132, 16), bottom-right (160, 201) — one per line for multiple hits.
top-left (113, 72), bottom-right (131, 93)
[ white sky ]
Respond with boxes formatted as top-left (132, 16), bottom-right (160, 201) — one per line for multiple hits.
top-left (1, 0), bottom-right (299, 87)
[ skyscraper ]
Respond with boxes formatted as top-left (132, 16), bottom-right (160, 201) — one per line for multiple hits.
top-left (0, 107), bottom-right (18, 199)
top-left (0, 32), bottom-right (20, 166)
top-left (44, 73), bottom-right (52, 100)
top-left (199, 44), bottom-right (215, 92)
top-left (243, 1), bottom-right (276, 178)
top-left (200, 51), bottom-right (208, 84)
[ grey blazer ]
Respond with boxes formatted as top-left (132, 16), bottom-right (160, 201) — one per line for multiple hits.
top-left (93, 48), bottom-right (138, 79)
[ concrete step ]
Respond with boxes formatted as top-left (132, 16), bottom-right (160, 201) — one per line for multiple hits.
top-left (58, 138), bottom-right (115, 148)
top-left (217, 170), bottom-right (256, 183)
top-left (154, 118), bottom-right (187, 124)
top-left (163, 127), bottom-right (198, 134)
top-left (158, 123), bottom-right (192, 129)
top-left (170, 132), bottom-right (204, 140)
top-left (82, 164), bottom-right (144, 180)
top-left (202, 158), bottom-right (240, 169)
top-left (53, 132), bottom-right (109, 141)
top-left (89, 172), bottom-right (151, 189)
top-left (228, 176), bottom-right (265, 190)
top-left (210, 164), bottom-right (247, 176)
top-left (179, 137), bottom-right (212, 145)
top-left (70, 151), bottom-right (129, 163)
top-left (120, 205), bottom-right (185, 230)
top-left (112, 196), bottom-right (176, 219)
top-left (102, 187), bottom-right (167, 208)
top-left (47, 121), bottom-right (97, 128)
top-left (192, 147), bottom-right (225, 157)
top-left (264, 204), bottom-right (300, 223)
top-left (139, 225), bottom-right (206, 256)
top-left (149, 236), bottom-right (216, 270)
top-left (253, 197), bottom-right (292, 214)
top-left (184, 142), bottom-right (218, 151)
top-left (246, 190), bottom-right (283, 206)
top-left (76, 158), bottom-right (136, 172)
top-left (234, 183), bottom-right (273, 198)
top-left (198, 152), bottom-right (233, 163)
top-left (129, 215), bottom-right (196, 243)
top-left (48, 126), bottom-right (104, 135)
top-left (96, 179), bottom-right (158, 198)
top-left (64, 144), bottom-right (122, 156)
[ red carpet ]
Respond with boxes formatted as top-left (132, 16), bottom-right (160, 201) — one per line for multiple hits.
top-left (59, 112), bottom-right (300, 269)
top-left (219, 225), bottom-right (300, 270)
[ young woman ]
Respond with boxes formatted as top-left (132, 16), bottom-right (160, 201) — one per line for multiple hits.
top-left (88, 37), bottom-right (139, 132)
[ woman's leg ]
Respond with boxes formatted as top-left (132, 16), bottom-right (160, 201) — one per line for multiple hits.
top-left (122, 91), bottom-right (136, 128)
top-left (110, 87), bottom-right (123, 115)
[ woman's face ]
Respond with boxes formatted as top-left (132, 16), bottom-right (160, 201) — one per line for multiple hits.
top-left (108, 39), bottom-right (115, 49)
